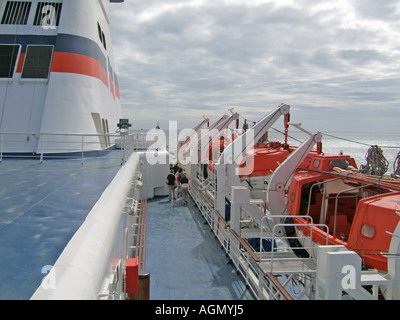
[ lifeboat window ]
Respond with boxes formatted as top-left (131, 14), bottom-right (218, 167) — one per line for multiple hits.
top-left (21, 45), bottom-right (53, 79)
top-left (361, 224), bottom-right (375, 239)
top-left (0, 45), bottom-right (20, 78)
top-left (33, 2), bottom-right (62, 27)
top-left (1, 1), bottom-right (32, 25)
top-left (329, 159), bottom-right (350, 169)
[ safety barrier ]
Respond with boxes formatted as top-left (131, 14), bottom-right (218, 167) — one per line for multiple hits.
top-left (30, 153), bottom-right (143, 300)
top-left (188, 183), bottom-right (323, 300)
top-left (0, 131), bottom-right (162, 164)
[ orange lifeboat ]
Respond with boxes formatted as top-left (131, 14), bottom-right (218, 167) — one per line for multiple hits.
top-left (287, 152), bottom-right (400, 272)
top-left (238, 142), bottom-right (292, 178)
top-left (207, 136), bottom-right (232, 173)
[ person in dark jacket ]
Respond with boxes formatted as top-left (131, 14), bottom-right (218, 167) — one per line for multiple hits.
top-left (166, 170), bottom-right (176, 201)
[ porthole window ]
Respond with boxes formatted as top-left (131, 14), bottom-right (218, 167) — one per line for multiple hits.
top-left (361, 224), bottom-right (375, 239)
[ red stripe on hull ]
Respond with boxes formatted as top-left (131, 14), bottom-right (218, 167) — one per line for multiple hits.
top-left (15, 51), bottom-right (120, 99)
top-left (115, 85), bottom-right (120, 99)
top-left (51, 52), bottom-right (109, 88)
top-left (109, 74), bottom-right (115, 100)
top-left (16, 53), bottom-right (25, 73)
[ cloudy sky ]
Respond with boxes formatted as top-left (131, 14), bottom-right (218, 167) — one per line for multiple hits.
top-left (109, 0), bottom-right (400, 133)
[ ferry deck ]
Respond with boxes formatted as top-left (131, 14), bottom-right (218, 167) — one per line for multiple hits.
top-left (0, 150), bottom-right (253, 300)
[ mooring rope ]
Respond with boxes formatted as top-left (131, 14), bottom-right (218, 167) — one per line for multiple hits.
top-left (359, 145), bottom-right (390, 176)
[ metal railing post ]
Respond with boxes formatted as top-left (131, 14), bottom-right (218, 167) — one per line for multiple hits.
top-left (81, 135), bottom-right (84, 165)
top-left (39, 134), bottom-right (44, 164)
top-left (0, 134), bottom-right (3, 163)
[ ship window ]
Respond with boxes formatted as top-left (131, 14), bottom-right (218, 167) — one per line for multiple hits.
top-left (97, 23), bottom-right (102, 43)
top-left (1, 1), bottom-right (32, 25)
top-left (102, 32), bottom-right (107, 50)
top-left (97, 22), bottom-right (107, 50)
top-left (33, 2), bottom-right (62, 27)
top-left (0, 45), bottom-right (20, 78)
top-left (21, 45), bottom-right (53, 79)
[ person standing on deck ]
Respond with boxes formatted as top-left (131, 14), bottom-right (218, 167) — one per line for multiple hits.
top-left (166, 170), bottom-right (177, 201)
top-left (180, 173), bottom-right (190, 205)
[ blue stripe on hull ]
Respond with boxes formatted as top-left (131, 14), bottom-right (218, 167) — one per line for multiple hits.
top-left (0, 33), bottom-right (108, 71)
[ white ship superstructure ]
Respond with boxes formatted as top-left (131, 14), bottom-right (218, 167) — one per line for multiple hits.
top-left (0, 0), bottom-right (255, 301)
top-left (0, 0), bottom-right (123, 154)
top-left (1, 0), bottom-right (400, 302)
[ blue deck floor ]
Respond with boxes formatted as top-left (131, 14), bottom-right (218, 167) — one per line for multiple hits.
top-left (0, 151), bottom-right (254, 300)
top-left (145, 196), bottom-right (254, 300)
top-left (0, 153), bottom-right (123, 300)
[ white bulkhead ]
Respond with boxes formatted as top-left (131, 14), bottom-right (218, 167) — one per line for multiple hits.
top-left (0, 0), bottom-right (123, 153)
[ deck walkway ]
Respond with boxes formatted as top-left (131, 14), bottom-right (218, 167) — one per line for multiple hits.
top-left (145, 196), bottom-right (254, 300)
top-left (0, 152), bottom-right (254, 300)
top-left (0, 153), bottom-right (122, 299)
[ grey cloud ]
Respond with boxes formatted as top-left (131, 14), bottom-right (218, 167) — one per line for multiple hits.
top-left (352, 0), bottom-right (400, 21)
top-left (336, 49), bottom-right (387, 65)
top-left (109, 1), bottom-right (400, 132)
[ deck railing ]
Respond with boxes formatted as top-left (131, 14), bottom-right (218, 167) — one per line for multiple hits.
top-left (30, 152), bottom-right (143, 300)
top-left (0, 131), bottom-right (162, 164)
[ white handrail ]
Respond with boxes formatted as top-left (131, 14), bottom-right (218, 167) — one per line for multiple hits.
top-left (0, 131), bottom-right (152, 163)
top-left (30, 153), bottom-right (141, 300)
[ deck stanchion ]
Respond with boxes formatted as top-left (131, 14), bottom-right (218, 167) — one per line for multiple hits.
top-left (137, 270), bottom-right (150, 300)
